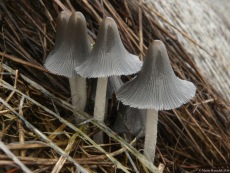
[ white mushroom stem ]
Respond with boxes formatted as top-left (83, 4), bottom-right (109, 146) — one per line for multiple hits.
top-left (94, 77), bottom-right (108, 122)
top-left (144, 109), bottom-right (158, 162)
top-left (93, 77), bottom-right (108, 143)
top-left (69, 77), bottom-right (87, 123)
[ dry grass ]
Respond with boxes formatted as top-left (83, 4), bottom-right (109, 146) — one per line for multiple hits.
top-left (0, 0), bottom-right (229, 172)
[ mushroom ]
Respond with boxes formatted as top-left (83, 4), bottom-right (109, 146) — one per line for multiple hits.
top-left (116, 40), bottom-right (196, 162)
top-left (107, 76), bottom-right (146, 139)
top-left (107, 76), bottom-right (124, 98)
top-left (75, 17), bottom-right (142, 142)
top-left (44, 11), bottom-right (90, 123)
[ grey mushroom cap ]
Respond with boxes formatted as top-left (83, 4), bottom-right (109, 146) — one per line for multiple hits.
top-left (44, 11), bottom-right (90, 78)
top-left (53, 11), bottom-right (71, 52)
top-left (75, 17), bottom-right (142, 78)
top-left (107, 76), bottom-right (124, 97)
top-left (116, 40), bottom-right (196, 110)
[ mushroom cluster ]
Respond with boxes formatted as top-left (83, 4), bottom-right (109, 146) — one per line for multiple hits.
top-left (75, 17), bottom-right (142, 142)
top-left (44, 11), bottom-right (90, 124)
top-left (116, 40), bottom-right (196, 162)
top-left (44, 11), bottom-right (196, 163)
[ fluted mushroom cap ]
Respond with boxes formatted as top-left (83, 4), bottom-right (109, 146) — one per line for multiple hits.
top-left (53, 11), bottom-right (71, 51)
top-left (75, 17), bottom-right (142, 78)
top-left (44, 11), bottom-right (90, 78)
top-left (107, 76), bottom-right (124, 96)
top-left (116, 40), bottom-right (196, 110)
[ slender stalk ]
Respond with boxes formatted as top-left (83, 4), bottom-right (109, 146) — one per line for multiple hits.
top-left (144, 109), bottom-right (158, 162)
top-left (69, 76), bottom-right (87, 124)
top-left (94, 77), bottom-right (108, 122)
top-left (93, 77), bottom-right (108, 143)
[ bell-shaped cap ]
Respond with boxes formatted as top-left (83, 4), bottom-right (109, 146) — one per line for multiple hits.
top-left (53, 11), bottom-right (71, 51)
top-left (107, 76), bottom-right (124, 97)
top-left (116, 40), bottom-right (196, 110)
top-left (75, 17), bottom-right (142, 78)
top-left (44, 11), bottom-right (90, 78)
